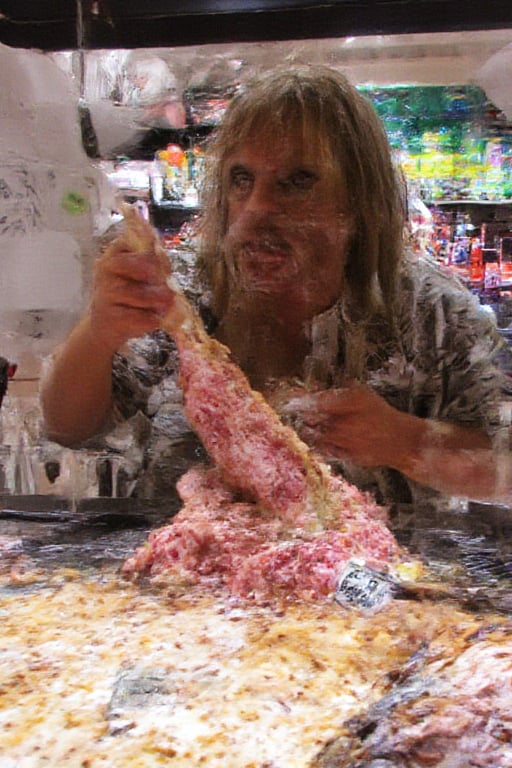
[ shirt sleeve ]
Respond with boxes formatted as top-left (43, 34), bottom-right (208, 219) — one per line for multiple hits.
top-left (111, 329), bottom-right (179, 423)
top-left (401, 258), bottom-right (507, 435)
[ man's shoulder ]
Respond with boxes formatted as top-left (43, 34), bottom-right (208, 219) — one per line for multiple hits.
top-left (398, 251), bottom-right (503, 358)
top-left (400, 251), bottom-right (481, 310)
top-left (402, 250), bottom-right (464, 286)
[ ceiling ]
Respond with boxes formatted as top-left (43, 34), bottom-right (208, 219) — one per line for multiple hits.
top-left (1, 1), bottom-right (511, 51)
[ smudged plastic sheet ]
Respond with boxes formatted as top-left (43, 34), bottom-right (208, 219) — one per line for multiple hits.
top-left (1, 495), bottom-right (512, 614)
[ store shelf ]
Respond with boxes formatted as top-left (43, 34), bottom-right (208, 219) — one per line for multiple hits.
top-left (149, 202), bottom-right (200, 232)
top-left (428, 200), bottom-right (512, 236)
top-left (432, 200), bottom-right (512, 206)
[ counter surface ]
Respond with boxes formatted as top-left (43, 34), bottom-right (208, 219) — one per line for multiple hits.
top-left (1, 499), bottom-right (511, 766)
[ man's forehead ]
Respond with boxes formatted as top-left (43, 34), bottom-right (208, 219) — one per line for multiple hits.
top-left (225, 130), bottom-right (333, 168)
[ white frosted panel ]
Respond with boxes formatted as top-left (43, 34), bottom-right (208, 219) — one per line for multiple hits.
top-left (0, 45), bottom-right (84, 165)
top-left (477, 43), bottom-right (512, 120)
top-left (0, 41), bottom-right (116, 344)
top-left (0, 231), bottom-right (82, 311)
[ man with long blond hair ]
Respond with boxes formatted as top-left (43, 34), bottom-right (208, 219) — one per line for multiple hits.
top-left (41, 66), bottom-right (508, 507)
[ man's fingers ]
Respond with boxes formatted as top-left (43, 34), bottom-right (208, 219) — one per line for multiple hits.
top-left (284, 387), bottom-right (353, 417)
top-left (98, 254), bottom-right (164, 283)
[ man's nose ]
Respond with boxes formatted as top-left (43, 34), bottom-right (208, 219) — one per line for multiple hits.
top-left (245, 179), bottom-right (282, 214)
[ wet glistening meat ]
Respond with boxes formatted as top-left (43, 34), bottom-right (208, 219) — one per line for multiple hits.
top-left (117, 207), bottom-right (408, 600)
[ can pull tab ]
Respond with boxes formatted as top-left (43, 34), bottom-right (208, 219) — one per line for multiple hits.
top-left (334, 560), bottom-right (395, 612)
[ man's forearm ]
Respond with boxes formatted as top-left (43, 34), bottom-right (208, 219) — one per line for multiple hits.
top-left (40, 317), bottom-right (116, 446)
top-left (414, 445), bottom-right (511, 504)
top-left (391, 414), bottom-right (501, 501)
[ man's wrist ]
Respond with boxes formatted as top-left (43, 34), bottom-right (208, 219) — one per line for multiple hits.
top-left (75, 313), bottom-right (119, 358)
top-left (389, 411), bottom-right (429, 477)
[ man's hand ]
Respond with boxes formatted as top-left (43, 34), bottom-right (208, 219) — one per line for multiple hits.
top-left (88, 237), bottom-right (176, 354)
top-left (41, 214), bottom-right (177, 446)
top-left (283, 383), bottom-right (418, 469)
top-left (281, 382), bottom-right (499, 500)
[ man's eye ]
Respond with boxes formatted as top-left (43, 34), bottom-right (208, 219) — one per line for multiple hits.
top-left (285, 171), bottom-right (317, 191)
top-left (230, 170), bottom-right (253, 193)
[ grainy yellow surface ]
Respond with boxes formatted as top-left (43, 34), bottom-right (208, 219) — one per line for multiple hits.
top-left (0, 568), bottom-right (487, 768)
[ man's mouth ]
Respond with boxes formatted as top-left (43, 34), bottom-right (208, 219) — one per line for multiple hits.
top-left (242, 237), bottom-right (291, 263)
top-left (225, 226), bottom-right (296, 289)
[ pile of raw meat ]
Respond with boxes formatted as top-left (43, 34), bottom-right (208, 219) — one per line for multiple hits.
top-left (123, 464), bottom-right (402, 600)
top-left (118, 207), bottom-right (407, 600)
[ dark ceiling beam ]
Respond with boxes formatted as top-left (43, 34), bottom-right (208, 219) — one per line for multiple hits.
top-left (0, 1), bottom-right (511, 51)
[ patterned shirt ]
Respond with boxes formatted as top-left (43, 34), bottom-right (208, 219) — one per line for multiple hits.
top-left (109, 250), bottom-right (509, 511)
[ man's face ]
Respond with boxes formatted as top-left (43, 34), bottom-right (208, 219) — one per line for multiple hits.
top-left (222, 131), bottom-right (353, 320)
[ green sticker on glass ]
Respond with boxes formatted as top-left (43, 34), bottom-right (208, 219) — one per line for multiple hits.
top-left (62, 191), bottom-right (89, 215)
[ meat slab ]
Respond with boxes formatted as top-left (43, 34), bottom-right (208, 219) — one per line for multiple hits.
top-left (310, 621), bottom-right (512, 767)
top-left (118, 207), bottom-right (409, 600)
